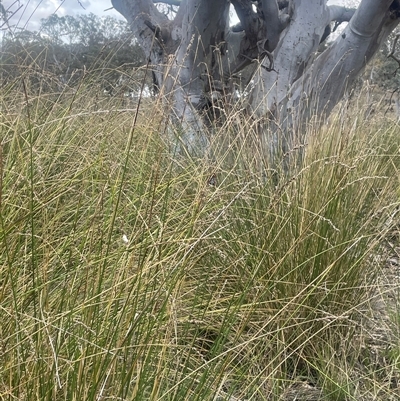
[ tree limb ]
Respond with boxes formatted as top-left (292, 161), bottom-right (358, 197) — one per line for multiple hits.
top-left (351, 0), bottom-right (394, 38)
top-left (259, 0), bottom-right (283, 51)
top-left (111, 0), bottom-right (168, 27)
top-left (111, 0), bottom-right (172, 93)
top-left (230, 0), bottom-right (268, 73)
top-left (251, 0), bottom-right (331, 116)
top-left (287, 0), bottom-right (400, 128)
top-left (328, 5), bottom-right (356, 24)
top-left (320, 6), bottom-right (356, 43)
top-left (153, 0), bottom-right (181, 5)
top-left (174, 0), bottom-right (187, 26)
top-left (231, 0), bottom-right (263, 37)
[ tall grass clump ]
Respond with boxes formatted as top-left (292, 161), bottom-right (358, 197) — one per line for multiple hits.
top-left (1, 62), bottom-right (400, 401)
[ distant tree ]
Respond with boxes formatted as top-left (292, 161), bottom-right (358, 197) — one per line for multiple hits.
top-left (0, 29), bottom-right (61, 92)
top-left (365, 29), bottom-right (400, 91)
top-left (0, 13), bottom-right (145, 94)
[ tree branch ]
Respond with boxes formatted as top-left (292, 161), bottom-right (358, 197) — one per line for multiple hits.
top-left (328, 5), bottom-right (356, 24)
top-left (170, 0), bottom-right (230, 99)
top-left (259, 0), bottom-right (286, 51)
top-left (351, 0), bottom-right (394, 37)
top-left (153, 0), bottom-right (181, 5)
top-left (174, 0), bottom-right (187, 26)
top-left (231, 0), bottom-right (263, 36)
top-left (320, 6), bottom-right (356, 43)
top-left (111, 0), bottom-right (172, 92)
top-left (229, 0), bottom-right (268, 73)
top-left (111, 0), bottom-right (168, 26)
top-left (287, 0), bottom-right (400, 127)
top-left (251, 0), bottom-right (330, 116)
top-left (111, 0), bottom-right (173, 50)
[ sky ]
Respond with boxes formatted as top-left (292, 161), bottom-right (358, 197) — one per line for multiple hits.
top-left (1, 0), bottom-right (123, 32)
top-left (1, 0), bottom-right (350, 34)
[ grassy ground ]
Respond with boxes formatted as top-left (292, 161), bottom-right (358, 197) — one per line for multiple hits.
top-left (1, 74), bottom-right (400, 400)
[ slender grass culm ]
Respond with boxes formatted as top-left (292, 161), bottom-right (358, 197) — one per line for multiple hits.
top-left (1, 41), bottom-right (400, 401)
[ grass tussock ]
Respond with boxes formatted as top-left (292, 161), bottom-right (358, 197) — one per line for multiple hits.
top-left (1, 72), bottom-right (400, 401)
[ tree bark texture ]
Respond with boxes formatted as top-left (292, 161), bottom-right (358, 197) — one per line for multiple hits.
top-left (111, 0), bottom-right (400, 155)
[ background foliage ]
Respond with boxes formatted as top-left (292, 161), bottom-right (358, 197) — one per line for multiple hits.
top-left (0, 13), bottom-right (145, 94)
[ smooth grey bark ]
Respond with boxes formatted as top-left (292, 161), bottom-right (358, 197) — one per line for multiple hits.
top-left (284, 1), bottom-right (396, 127)
top-left (111, 0), bottom-right (171, 87)
top-left (162, 0), bottom-right (230, 152)
top-left (288, 0), bottom-right (399, 122)
top-left (111, 0), bottom-right (400, 156)
top-left (249, 0), bottom-right (399, 156)
top-left (250, 0), bottom-right (331, 117)
top-left (112, 0), bottom-right (231, 154)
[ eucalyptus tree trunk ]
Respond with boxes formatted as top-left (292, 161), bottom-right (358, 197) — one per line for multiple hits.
top-left (111, 0), bottom-right (400, 156)
top-left (112, 0), bottom-right (231, 154)
top-left (251, 0), bottom-right (400, 155)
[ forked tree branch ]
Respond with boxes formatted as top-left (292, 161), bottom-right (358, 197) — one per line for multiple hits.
top-left (112, 0), bottom-right (168, 27)
top-left (320, 5), bottom-right (356, 42)
top-left (328, 5), bottom-right (355, 24)
top-left (259, 0), bottom-right (286, 51)
top-left (229, 0), bottom-right (268, 72)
